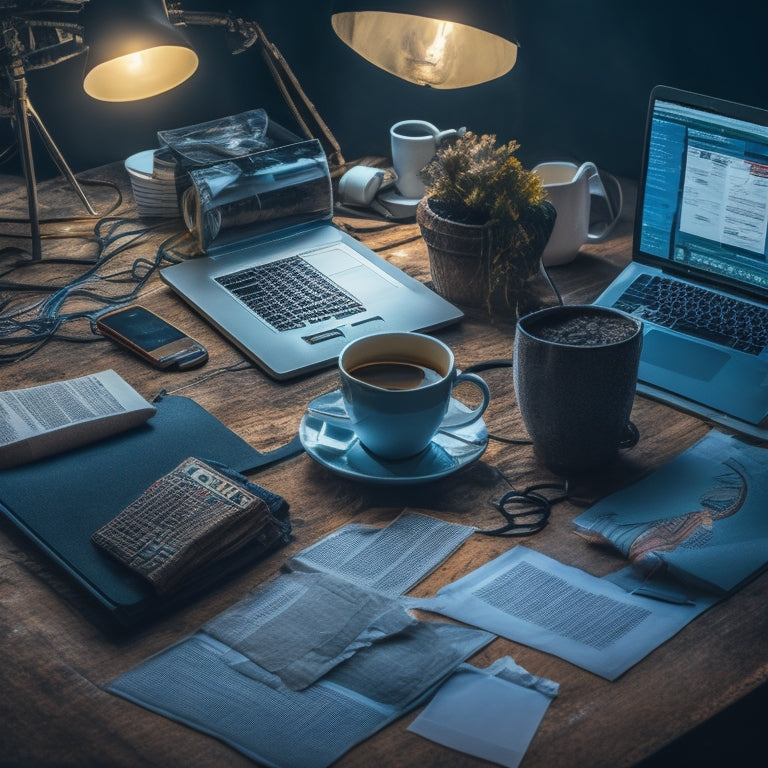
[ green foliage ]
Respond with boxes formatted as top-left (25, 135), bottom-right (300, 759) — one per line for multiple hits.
top-left (421, 131), bottom-right (546, 226)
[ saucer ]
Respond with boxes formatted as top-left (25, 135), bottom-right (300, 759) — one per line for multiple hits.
top-left (299, 390), bottom-right (488, 484)
top-left (376, 189), bottom-right (421, 219)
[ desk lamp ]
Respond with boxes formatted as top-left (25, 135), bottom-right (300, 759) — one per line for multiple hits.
top-left (82, 0), bottom-right (345, 168)
top-left (330, 1), bottom-right (518, 89)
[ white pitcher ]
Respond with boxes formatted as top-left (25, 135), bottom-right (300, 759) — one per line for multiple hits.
top-left (534, 161), bottom-right (622, 266)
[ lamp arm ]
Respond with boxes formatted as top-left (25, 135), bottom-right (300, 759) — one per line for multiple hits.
top-left (166, 4), bottom-right (345, 169)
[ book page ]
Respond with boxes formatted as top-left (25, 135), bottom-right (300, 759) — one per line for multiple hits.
top-left (286, 512), bottom-right (475, 597)
top-left (0, 370), bottom-right (156, 468)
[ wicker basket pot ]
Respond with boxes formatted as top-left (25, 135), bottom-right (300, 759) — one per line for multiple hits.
top-left (417, 197), bottom-right (557, 318)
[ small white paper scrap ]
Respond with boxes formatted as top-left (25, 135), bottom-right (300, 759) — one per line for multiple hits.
top-left (408, 657), bottom-right (558, 768)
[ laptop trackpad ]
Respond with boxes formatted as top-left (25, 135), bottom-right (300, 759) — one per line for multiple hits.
top-left (643, 330), bottom-right (729, 381)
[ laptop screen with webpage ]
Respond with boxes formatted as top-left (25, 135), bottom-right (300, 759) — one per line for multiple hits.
top-left (636, 87), bottom-right (768, 301)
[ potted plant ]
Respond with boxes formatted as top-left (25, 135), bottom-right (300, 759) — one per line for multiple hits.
top-left (416, 131), bottom-right (557, 318)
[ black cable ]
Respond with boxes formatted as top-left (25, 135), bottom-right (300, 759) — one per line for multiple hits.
top-left (461, 358), bottom-right (571, 536)
top-left (477, 481), bottom-right (570, 537)
top-left (0, 218), bottom-right (186, 363)
top-left (462, 359), bottom-right (533, 446)
top-left (0, 178), bottom-right (124, 261)
top-left (540, 260), bottom-right (564, 306)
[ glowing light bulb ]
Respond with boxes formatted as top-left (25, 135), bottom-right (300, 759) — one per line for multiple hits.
top-left (332, 10), bottom-right (517, 89)
top-left (84, 45), bottom-right (198, 101)
top-left (402, 20), bottom-right (459, 86)
top-left (124, 50), bottom-right (149, 73)
top-left (424, 21), bottom-right (452, 66)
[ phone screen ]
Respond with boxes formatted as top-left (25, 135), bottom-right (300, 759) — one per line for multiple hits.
top-left (100, 306), bottom-right (186, 352)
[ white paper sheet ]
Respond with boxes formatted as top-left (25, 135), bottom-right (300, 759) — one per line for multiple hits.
top-left (406, 546), bottom-right (720, 680)
top-left (286, 511), bottom-right (475, 596)
top-left (408, 657), bottom-right (558, 768)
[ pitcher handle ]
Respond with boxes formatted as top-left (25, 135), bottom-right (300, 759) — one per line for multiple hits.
top-left (578, 162), bottom-right (623, 243)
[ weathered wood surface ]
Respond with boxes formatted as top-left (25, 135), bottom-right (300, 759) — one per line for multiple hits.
top-left (0, 165), bottom-right (766, 768)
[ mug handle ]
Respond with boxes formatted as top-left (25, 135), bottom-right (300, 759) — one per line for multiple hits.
top-left (441, 372), bottom-right (491, 429)
top-left (583, 162), bottom-right (623, 243)
top-left (618, 421), bottom-right (640, 449)
top-left (434, 128), bottom-right (458, 146)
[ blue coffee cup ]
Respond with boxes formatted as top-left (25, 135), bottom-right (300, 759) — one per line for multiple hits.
top-left (339, 332), bottom-right (490, 460)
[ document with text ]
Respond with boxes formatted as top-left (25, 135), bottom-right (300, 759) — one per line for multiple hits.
top-left (407, 546), bottom-right (719, 680)
top-left (0, 369), bottom-right (156, 468)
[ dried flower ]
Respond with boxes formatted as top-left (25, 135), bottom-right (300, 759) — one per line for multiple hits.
top-left (420, 131), bottom-right (545, 225)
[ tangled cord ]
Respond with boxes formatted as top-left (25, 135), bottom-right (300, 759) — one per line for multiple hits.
top-left (462, 358), bottom-right (571, 537)
top-left (0, 177), bottom-right (124, 252)
top-left (0, 217), bottom-right (193, 363)
top-left (478, 480), bottom-right (571, 536)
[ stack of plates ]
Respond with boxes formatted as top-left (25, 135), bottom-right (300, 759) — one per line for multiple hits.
top-left (125, 149), bottom-right (185, 218)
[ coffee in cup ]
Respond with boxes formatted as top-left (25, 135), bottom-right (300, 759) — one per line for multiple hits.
top-left (347, 360), bottom-right (443, 390)
top-left (338, 332), bottom-right (490, 459)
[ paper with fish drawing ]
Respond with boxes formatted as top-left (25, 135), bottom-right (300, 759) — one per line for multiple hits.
top-left (573, 430), bottom-right (768, 594)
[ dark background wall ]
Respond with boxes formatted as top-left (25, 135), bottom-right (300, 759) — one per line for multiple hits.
top-left (7, 0), bottom-right (767, 183)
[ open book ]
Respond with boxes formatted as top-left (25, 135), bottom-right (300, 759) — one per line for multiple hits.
top-left (573, 430), bottom-right (768, 594)
top-left (0, 370), bottom-right (156, 468)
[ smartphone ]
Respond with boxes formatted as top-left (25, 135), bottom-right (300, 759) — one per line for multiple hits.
top-left (96, 305), bottom-right (208, 370)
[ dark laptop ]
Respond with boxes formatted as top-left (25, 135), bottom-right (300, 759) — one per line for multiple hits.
top-left (594, 85), bottom-right (768, 439)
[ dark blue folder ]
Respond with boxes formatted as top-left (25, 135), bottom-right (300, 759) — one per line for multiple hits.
top-left (0, 394), bottom-right (296, 631)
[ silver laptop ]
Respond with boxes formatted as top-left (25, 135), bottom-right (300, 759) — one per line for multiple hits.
top-left (594, 85), bottom-right (768, 440)
top-left (161, 140), bottom-right (462, 379)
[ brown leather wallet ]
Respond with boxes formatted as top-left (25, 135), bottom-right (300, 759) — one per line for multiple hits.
top-left (92, 457), bottom-right (290, 595)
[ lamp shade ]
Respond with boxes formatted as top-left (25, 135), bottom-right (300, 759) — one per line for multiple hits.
top-left (331, 0), bottom-right (518, 88)
top-left (82, 0), bottom-right (198, 102)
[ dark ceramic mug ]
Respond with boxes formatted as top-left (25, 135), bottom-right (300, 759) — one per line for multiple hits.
top-left (513, 305), bottom-right (643, 475)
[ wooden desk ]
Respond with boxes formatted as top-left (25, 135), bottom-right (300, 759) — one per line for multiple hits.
top-left (1, 164), bottom-right (766, 768)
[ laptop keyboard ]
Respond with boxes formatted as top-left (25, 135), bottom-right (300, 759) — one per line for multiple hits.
top-left (613, 273), bottom-right (768, 355)
top-left (215, 256), bottom-right (366, 332)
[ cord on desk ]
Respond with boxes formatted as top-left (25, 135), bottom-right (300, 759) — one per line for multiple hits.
top-left (159, 360), bottom-right (256, 398)
top-left (0, 218), bottom-right (188, 363)
top-left (0, 178), bottom-right (124, 263)
top-left (479, 480), bottom-right (571, 537)
top-left (462, 358), bottom-right (572, 536)
top-left (462, 359), bottom-right (533, 446)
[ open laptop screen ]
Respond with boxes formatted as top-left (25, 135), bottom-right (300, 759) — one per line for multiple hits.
top-left (637, 88), bottom-right (768, 300)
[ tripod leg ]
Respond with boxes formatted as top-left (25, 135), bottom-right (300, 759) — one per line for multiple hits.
top-left (12, 74), bottom-right (42, 260)
top-left (26, 98), bottom-right (97, 216)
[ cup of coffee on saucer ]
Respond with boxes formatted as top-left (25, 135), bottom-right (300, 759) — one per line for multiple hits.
top-left (299, 332), bottom-right (491, 482)
top-left (338, 331), bottom-right (490, 460)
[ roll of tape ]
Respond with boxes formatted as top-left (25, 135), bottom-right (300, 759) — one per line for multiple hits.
top-left (338, 166), bottom-right (385, 207)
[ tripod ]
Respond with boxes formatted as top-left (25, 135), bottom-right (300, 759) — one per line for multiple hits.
top-left (9, 65), bottom-right (97, 260)
top-left (1, 11), bottom-right (97, 260)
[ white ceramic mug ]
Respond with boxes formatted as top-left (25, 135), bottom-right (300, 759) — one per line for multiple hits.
top-left (390, 120), bottom-right (458, 199)
top-left (338, 331), bottom-right (490, 459)
top-left (534, 161), bottom-right (623, 266)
